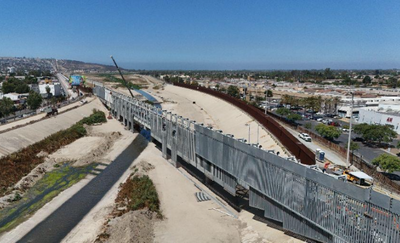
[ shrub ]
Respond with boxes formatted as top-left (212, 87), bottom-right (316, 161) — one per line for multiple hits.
top-left (77, 109), bottom-right (106, 126)
top-left (116, 175), bottom-right (162, 218)
top-left (0, 109), bottom-right (106, 196)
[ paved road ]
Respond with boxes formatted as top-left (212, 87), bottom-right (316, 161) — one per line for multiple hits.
top-left (0, 99), bottom-right (102, 157)
top-left (18, 136), bottom-right (147, 243)
top-left (296, 117), bottom-right (395, 163)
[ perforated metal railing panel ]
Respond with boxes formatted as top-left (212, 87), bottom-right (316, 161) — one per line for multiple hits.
top-left (95, 85), bottom-right (400, 243)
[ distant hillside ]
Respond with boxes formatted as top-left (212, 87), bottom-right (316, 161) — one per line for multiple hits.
top-left (56, 59), bottom-right (122, 73)
top-left (0, 57), bottom-right (130, 74)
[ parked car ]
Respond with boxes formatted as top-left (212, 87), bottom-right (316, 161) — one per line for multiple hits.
top-left (353, 137), bottom-right (364, 142)
top-left (299, 133), bottom-right (312, 142)
top-left (328, 121), bottom-right (340, 127)
top-left (317, 118), bottom-right (323, 122)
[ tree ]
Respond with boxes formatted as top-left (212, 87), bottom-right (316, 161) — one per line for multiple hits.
top-left (1, 81), bottom-right (15, 94)
top-left (27, 91), bottom-right (43, 110)
top-left (372, 154), bottom-right (400, 173)
top-left (347, 141), bottom-right (360, 153)
top-left (0, 97), bottom-right (14, 118)
top-left (354, 123), bottom-right (396, 144)
top-left (362, 76), bottom-right (372, 86)
top-left (388, 77), bottom-right (398, 89)
top-left (15, 83), bottom-right (30, 93)
top-left (215, 84), bottom-right (220, 90)
top-left (276, 107), bottom-right (291, 116)
top-left (287, 113), bottom-right (302, 122)
top-left (227, 85), bottom-right (240, 98)
top-left (266, 89), bottom-right (273, 97)
top-left (45, 86), bottom-right (51, 98)
top-left (315, 123), bottom-right (342, 140)
top-left (304, 122), bottom-right (313, 130)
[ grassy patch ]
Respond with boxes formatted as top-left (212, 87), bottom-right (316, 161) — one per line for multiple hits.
top-left (0, 163), bottom-right (96, 233)
top-left (115, 174), bottom-right (162, 218)
top-left (0, 110), bottom-right (107, 197)
top-left (96, 74), bottom-right (141, 90)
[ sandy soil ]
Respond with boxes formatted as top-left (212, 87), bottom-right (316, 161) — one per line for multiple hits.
top-left (0, 98), bottom-right (106, 158)
top-left (0, 122), bottom-right (122, 210)
top-left (0, 117), bottom-right (134, 242)
top-left (147, 84), bottom-right (286, 155)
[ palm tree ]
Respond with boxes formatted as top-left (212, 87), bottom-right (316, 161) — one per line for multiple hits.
top-left (333, 97), bottom-right (341, 115)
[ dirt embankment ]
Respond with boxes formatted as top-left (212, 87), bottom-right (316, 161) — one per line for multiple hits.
top-left (0, 124), bottom-right (121, 210)
top-left (95, 161), bottom-right (160, 243)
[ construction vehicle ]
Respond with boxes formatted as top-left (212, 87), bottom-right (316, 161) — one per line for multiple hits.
top-left (343, 170), bottom-right (373, 185)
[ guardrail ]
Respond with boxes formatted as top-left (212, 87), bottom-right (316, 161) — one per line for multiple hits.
top-left (93, 85), bottom-right (400, 243)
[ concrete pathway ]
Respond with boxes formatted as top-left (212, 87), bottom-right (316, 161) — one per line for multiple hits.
top-left (0, 99), bottom-right (104, 158)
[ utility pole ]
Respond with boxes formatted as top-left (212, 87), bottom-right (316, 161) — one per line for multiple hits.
top-left (257, 125), bottom-right (259, 144)
top-left (245, 124), bottom-right (251, 143)
top-left (265, 90), bottom-right (267, 114)
top-left (110, 55), bottom-right (135, 98)
top-left (346, 92), bottom-right (354, 168)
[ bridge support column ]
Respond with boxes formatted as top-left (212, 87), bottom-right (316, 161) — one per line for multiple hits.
top-left (162, 130), bottom-right (167, 159)
top-left (171, 136), bottom-right (178, 167)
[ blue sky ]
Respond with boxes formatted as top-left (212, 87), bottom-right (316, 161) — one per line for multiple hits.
top-left (1, 0), bottom-right (399, 70)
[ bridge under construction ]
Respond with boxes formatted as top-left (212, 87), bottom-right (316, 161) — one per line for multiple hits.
top-left (94, 84), bottom-right (400, 243)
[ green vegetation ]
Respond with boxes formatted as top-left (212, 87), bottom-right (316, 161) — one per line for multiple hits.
top-left (116, 173), bottom-right (162, 218)
top-left (1, 77), bottom-right (30, 94)
top-left (266, 89), bottom-right (273, 97)
top-left (276, 107), bottom-right (302, 122)
top-left (287, 113), bottom-right (302, 122)
top-left (98, 74), bottom-right (141, 90)
top-left (26, 91), bottom-right (43, 110)
top-left (0, 110), bottom-right (106, 196)
top-left (347, 141), bottom-right (360, 154)
top-left (315, 123), bottom-right (342, 140)
top-left (77, 109), bottom-right (107, 126)
top-left (354, 123), bottom-right (397, 144)
top-left (0, 97), bottom-right (14, 118)
top-left (304, 122), bottom-right (313, 130)
top-left (227, 85), bottom-right (240, 98)
top-left (362, 76), bottom-right (372, 85)
top-left (276, 107), bottom-right (291, 116)
top-left (372, 154), bottom-right (400, 173)
top-left (0, 163), bottom-right (96, 233)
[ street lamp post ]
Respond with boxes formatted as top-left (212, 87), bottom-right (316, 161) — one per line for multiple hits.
top-left (245, 124), bottom-right (250, 143)
top-left (257, 125), bottom-right (259, 144)
top-left (346, 92), bottom-right (354, 168)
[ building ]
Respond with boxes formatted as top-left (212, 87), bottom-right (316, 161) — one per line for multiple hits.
top-left (358, 102), bottom-right (400, 134)
top-left (0, 92), bottom-right (29, 104)
top-left (38, 83), bottom-right (62, 97)
top-left (6, 67), bottom-right (16, 74)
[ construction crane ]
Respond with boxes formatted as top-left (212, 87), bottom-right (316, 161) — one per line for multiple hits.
top-left (110, 55), bottom-right (135, 98)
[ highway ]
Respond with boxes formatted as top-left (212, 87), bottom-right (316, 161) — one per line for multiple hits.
top-left (55, 73), bottom-right (78, 99)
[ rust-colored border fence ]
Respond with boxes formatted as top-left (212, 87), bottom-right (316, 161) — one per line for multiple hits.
top-left (173, 83), bottom-right (315, 165)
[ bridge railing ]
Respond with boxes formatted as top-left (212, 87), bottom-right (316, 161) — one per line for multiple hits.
top-left (93, 85), bottom-right (400, 243)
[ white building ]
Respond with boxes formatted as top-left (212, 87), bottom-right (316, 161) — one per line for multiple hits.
top-left (7, 67), bottom-right (16, 74)
top-left (38, 83), bottom-right (62, 97)
top-left (358, 102), bottom-right (400, 134)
